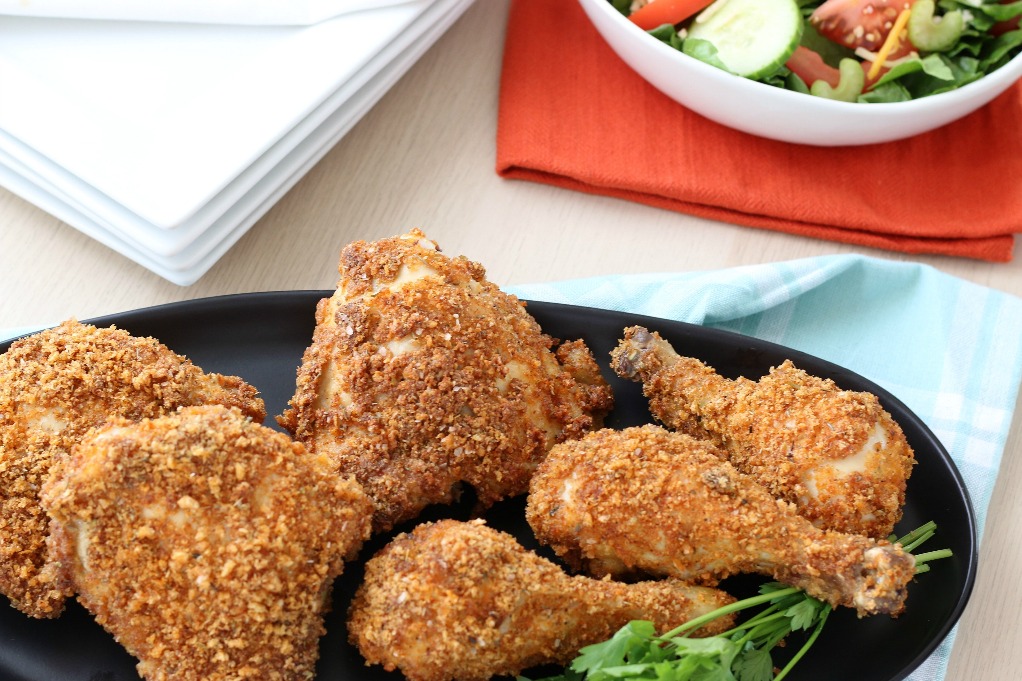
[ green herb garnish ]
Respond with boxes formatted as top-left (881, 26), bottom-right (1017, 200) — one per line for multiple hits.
top-left (521, 522), bottom-right (950, 681)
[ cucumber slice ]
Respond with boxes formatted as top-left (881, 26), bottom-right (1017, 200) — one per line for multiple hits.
top-left (684, 0), bottom-right (803, 79)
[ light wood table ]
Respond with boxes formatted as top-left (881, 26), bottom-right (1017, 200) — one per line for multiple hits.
top-left (1, 2), bottom-right (1018, 678)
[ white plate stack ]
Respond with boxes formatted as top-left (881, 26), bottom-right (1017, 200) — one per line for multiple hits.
top-left (0, 0), bottom-right (476, 285)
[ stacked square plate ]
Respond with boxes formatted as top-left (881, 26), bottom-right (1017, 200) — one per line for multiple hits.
top-left (0, 0), bottom-right (476, 285)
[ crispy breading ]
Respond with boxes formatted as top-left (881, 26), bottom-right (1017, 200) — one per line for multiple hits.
top-left (611, 326), bottom-right (915, 539)
top-left (278, 230), bottom-right (613, 533)
top-left (348, 519), bottom-right (735, 681)
top-left (40, 405), bottom-right (372, 681)
top-left (527, 425), bottom-right (917, 617)
top-left (0, 320), bottom-right (265, 618)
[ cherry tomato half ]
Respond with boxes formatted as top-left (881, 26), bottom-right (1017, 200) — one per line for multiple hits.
top-left (810, 0), bottom-right (917, 53)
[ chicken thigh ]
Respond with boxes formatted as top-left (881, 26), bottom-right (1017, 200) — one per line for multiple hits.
top-left (0, 320), bottom-right (265, 618)
top-left (527, 425), bottom-right (916, 617)
top-left (41, 405), bottom-right (372, 681)
top-left (279, 230), bottom-right (613, 533)
top-left (611, 326), bottom-right (915, 539)
top-left (348, 518), bottom-right (735, 681)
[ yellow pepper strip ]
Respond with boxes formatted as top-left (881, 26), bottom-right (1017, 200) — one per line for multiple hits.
top-left (867, 8), bottom-right (913, 81)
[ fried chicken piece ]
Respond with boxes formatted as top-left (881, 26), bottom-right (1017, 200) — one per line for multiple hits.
top-left (278, 229), bottom-right (613, 533)
top-left (610, 326), bottom-right (915, 539)
top-left (348, 519), bottom-right (735, 681)
top-left (527, 425), bottom-right (916, 617)
top-left (0, 320), bottom-right (265, 618)
top-left (40, 405), bottom-right (372, 681)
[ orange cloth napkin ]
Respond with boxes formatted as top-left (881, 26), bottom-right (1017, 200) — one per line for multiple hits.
top-left (496, 0), bottom-right (1022, 261)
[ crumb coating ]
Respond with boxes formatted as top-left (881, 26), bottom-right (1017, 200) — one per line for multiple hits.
top-left (611, 326), bottom-right (915, 539)
top-left (278, 229), bottom-right (613, 532)
top-left (0, 320), bottom-right (265, 618)
top-left (348, 519), bottom-right (735, 681)
top-left (40, 405), bottom-right (372, 680)
top-left (528, 425), bottom-right (915, 617)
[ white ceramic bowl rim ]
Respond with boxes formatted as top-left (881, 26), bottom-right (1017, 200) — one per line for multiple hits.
top-left (585, 0), bottom-right (1022, 117)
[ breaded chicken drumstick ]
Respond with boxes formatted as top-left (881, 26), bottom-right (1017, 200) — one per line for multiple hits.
top-left (527, 425), bottom-right (916, 618)
top-left (611, 326), bottom-right (915, 539)
top-left (279, 230), bottom-right (613, 533)
top-left (348, 519), bottom-right (736, 681)
top-left (0, 320), bottom-right (265, 618)
top-left (41, 405), bottom-right (372, 681)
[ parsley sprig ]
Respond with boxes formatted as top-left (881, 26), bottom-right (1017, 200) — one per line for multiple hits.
top-left (521, 522), bottom-right (950, 681)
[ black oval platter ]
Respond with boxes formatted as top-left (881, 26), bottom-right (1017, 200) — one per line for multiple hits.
top-left (0, 292), bottom-right (977, 681)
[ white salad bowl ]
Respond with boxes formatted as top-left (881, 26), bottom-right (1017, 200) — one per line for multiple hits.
top-left (577, 0), bottom-right (1022, 146)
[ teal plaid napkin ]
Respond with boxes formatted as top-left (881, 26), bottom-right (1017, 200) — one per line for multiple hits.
top-left (0, 327), bottom-right (39, 341)
top-left (509, 253), bottom-right (1022, 681)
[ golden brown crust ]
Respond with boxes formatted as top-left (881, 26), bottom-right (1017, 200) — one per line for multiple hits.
top-left (527, 425), bottom-right (916, 617)
top-left (348, 519), bottom-right (735, 681)
top-left (712, 359), bottom-right (914, 538)
top-left (0, 320), bottom-right (265, 618)
top-left (278, 230), bottom-right (613, 532)
top-left (611, 326), bottom-right (915, 539)
top-left (41, 405), bottom-right (372, 681)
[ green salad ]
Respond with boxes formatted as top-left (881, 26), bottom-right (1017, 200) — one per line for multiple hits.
top-left (611, 0), bottom-right (1022, 103)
